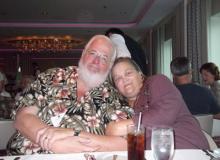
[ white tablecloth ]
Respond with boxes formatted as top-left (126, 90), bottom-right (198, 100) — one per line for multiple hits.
top-left (0, 149), bottom-right (214, 160)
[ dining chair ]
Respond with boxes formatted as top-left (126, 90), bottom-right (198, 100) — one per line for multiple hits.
top-left (194, 114), bottom-right (213, 135)
top-left (202, 130), bottom-right (218, 150)
top-left (0, 120), bottom-right (16, 150)
top-left (212, 119), bottom-right (220, 137)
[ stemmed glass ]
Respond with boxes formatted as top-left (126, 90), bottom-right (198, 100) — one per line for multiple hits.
top-left (151, 126), bottom-right (174, 160)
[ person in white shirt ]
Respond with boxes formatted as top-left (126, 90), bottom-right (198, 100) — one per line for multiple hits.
top-left (109, 33), bottom-right (131, 58)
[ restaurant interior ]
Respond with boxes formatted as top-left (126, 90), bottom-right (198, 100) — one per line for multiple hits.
top-left (0, 0), bottom-right (220, 159)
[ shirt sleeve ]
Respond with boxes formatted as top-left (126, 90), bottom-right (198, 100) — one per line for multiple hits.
top-left (213, 81), bottom-right (220, 106)
top-left (207, 88), bottom-right (220, 114)
top-left (12, 69), bottom-right (55, 119)
top-left (103, 82), bottom-right (134, 124)
top-left (133, 74), bottom-right (185, 127)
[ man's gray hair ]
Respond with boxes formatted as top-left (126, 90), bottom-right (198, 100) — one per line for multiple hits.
top-left (83, 35), bottom-right (116, 67)
top-left (170, 57), bottom-right (191, 76)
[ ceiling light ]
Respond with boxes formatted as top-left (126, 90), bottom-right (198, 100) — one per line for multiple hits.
top-left (5, 35), bottom-right (85, 53)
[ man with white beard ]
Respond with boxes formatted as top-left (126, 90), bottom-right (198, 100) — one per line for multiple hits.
top-left (7, 35), bottom-right (133, 155)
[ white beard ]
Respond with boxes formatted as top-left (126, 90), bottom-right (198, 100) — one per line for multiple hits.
top-left (78, 61), bottom-right (109, 89)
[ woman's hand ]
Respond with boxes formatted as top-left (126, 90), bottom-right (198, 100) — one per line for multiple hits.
top-left (106, 119), bottom-right (133, 136)
top-left (36, 126), bottom-right (73, 150)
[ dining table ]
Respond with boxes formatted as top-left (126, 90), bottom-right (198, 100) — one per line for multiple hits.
top-left (0, 149), bottom-right (219, 160)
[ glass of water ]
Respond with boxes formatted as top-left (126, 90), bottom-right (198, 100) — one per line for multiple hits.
top-left (151, 126), bottom-right (174, 160)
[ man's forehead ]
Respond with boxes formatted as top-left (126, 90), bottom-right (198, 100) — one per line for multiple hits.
top-left (88, 40), bottom-right (112, 54)
top-left (90, 37), bottom-right (110, 47)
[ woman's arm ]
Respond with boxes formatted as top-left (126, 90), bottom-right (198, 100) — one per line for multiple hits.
top-left (105, 119), bottom-right (133, 136)
top-left (134, 75), bottom-right (182, 127)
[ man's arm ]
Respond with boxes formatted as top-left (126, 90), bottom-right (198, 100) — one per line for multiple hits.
top-left (68, 132), bottom-right (127, 152)
top-left (49, 119), bottom-right (133, 153)
top-left (74, 119), bottom-right (134, 152)
top-left (15, 106), bottom-right (122, 153)
top-left (47, 119), bottom-right (133, 152)
top-left (14, 106), bottom-right (84, 149)
top-left (14, 106), bottom-right (48, 143)
top-left (48, 133), bottom-right (126, 153)
top-left (14, 106), bottom-right (95, 152)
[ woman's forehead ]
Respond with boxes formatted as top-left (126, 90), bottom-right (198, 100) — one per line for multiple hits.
top-left (113, 62), bottom-right (136, 73)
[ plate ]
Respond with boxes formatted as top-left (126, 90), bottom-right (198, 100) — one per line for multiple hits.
top-left (96, 154), bottom-right (127, 160)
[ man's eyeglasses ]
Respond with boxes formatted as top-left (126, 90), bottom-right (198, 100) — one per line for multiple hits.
top-left (86, 50), bottom-right (110, 65)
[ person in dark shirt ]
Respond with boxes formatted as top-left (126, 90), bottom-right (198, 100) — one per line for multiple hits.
top-left (105, 28), bottom-right (148, 75)
top-left (176, 83), bottom-right (219, 114)
top-left (170, 57), bottom-right (220, 119)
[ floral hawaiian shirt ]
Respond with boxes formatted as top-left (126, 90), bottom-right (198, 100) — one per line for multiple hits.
top-left (7, 66), bottom-right (133, 155)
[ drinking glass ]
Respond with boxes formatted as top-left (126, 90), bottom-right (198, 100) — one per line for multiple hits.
top-left (151, 126), bottom-right (174, 160)
top-left (127, 124), bottom-right (145, 160)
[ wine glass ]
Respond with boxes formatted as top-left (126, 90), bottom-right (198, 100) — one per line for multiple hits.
top-left (151, 126), bottom-right (174, 160)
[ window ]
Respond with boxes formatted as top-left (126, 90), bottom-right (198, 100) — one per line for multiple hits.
top-left (208, 14), bottom-right (220, 67)
top-left (162, 39), bottom-right (172, 79)
top-left (156, 26), bottom-right (172, 80)
top-left (207, 0), bottom-right (220, 68)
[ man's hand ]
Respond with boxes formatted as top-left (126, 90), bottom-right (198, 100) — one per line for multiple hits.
top-left (36, 126), bottom-right (73, 150)
top-left (50, 136), bottom-right (100, 153)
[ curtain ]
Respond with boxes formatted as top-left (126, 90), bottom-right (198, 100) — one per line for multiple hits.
top-left (151, 29), bottom-right (158, 75)
top-left (187, 0), bottom-right (203, 83)
top-left (172, 1), bottom-right (187, 59)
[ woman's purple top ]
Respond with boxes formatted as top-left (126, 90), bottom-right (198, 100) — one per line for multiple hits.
top-left (133, 74), bottom-right (209, 149)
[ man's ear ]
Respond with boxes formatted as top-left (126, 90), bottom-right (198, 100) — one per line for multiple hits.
top-left (81, 49), bottom-right (87, 57)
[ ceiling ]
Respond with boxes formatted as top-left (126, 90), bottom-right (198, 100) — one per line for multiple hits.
top-left (0, 0), bottom-right (183, 51)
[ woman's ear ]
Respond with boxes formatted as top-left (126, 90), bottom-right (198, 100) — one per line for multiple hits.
top-left (138, 72), bottom-right (145, 81)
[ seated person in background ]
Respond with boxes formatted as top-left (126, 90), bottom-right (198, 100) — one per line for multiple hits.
top-left (0, 72), bottom-right (11, 99)
top-left (108, 57), bottom-right (209, 149)
top-left (200, 62), bottom-right (220, 106)
top-left (0, 72), bottom-right (12, 119)
top-left (7, 35), bottom-right (133, 155)
top-left (105, 28), bottom-right (148, 75)
top-left (15, 75), bottom-right (35, 100)
top-left (170, 57), bottom-right (220, 119)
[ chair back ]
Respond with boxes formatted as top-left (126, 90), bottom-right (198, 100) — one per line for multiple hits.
top-left (202, 130), bottom-right (218, 150)
top-left (212, 119), bottom-right (220, 137)
top-left (194, 114), bottom-right (213, 135)
top-left (0, 120), bottom-right (16, 150)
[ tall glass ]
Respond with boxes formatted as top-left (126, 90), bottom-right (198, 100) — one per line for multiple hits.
top-left (151, 126), bottom-right (174, 160)
top-left (127, 124), bottom-right (145, 160)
